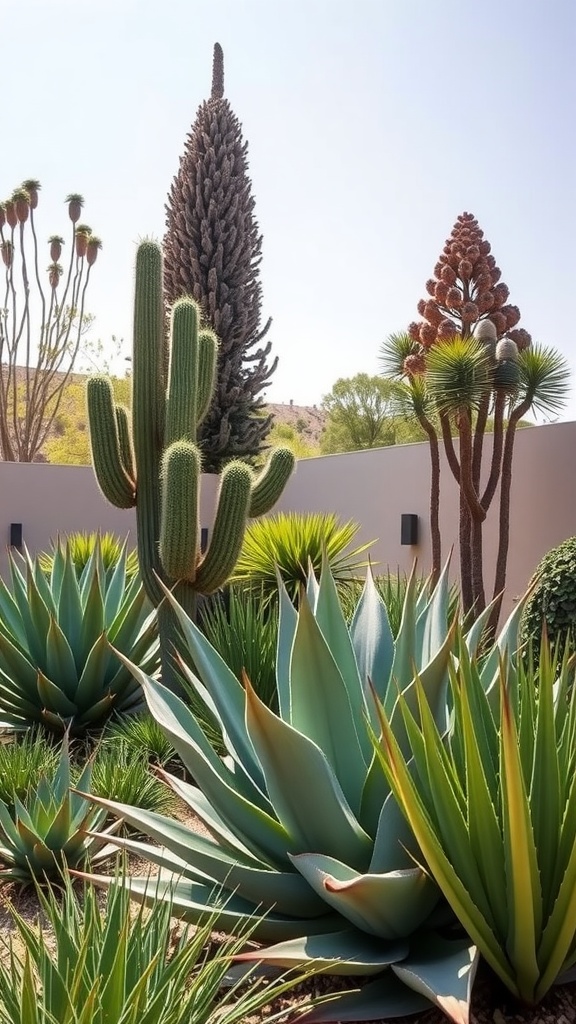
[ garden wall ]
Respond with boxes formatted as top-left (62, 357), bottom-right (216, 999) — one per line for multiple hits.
top-left (1, 420), bottom-right (575, 616)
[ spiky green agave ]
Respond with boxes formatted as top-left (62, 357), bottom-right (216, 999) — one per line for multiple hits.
top-left (0, 736), bottom-right (116, 882)
top-left (83, 563), bottom-right (524, 1022)
top-left (0, 539), bottom-right (159, 736)
top-left (374, 634), bottom-right (576, 1005)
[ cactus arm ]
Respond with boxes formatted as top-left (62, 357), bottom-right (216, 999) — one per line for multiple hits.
top-left (132, 243), bottom-right (167, 605)
top-left (165, 299), bottom-right (199, 447)
top-left (195, 462), bottom-right (253, 593)
top-left (196, 328), bottom-right (218, 424)
top-left (249, 447), bottom-right (295, 518)
top-left (115, 405), bottom-right (135, 485)
top-left (87, 377), bottom-right (135, 509)
top-left (159, 441), bottom-right (200, 581)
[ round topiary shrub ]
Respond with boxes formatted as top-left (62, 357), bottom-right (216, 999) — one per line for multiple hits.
top-left (520, 536), bottom-right (576, 662)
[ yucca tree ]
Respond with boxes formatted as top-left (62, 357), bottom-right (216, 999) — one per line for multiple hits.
top-left (380, 213), bottom-right (570, 624)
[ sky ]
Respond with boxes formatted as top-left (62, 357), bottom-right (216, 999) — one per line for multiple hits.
top-left (2, 0), bottom-right (575, 414)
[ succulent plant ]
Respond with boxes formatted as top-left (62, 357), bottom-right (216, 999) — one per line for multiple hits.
top-left (0, 538), bottom-right (159, 736)
top-left (84, 564), bottom-right (524, 1022)
top-left (0, 735), bottom-right (116, 882)
top-left (38, 530), bottom-right (139, 581)
top-left (375, 634), bottom-right (576, 1005)
top-left (87, 240), bottom-right (294, 690)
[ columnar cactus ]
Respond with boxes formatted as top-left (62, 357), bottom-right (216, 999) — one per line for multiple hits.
top-left (87, 240), bottom-right (294, 687)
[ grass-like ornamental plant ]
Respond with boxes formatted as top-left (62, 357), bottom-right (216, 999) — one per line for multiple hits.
top-left (103, 711), bottom-right (176, 765)
top-left (0, 730), bottom-right (59, 809)
top-left (231, 511), bottom-right (373, 603)
top-left (373, 634), bottom-right (576, 1005)
top-left (0, 736), bottom-right (116, 882)
top-left (91, 739), bottom-right (176, 826)
top-left (0, 872), bottom-right (322, 1024)
top-left (82, 562), bottom-right (525, 1022)
top-left (38, 531), bottom-right (139, 581)
top-left (0, 539), bottom-right (159, 736)
top-left (198, 585), bottom-right (279, 709)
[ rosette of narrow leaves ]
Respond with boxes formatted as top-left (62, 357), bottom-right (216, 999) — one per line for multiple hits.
top-left (373, 633), bottom-right (576, 1005)
top-left (80, 561), bottom-right (528, 1023)
top-left (0, 737), bottom-right (116, 882)
top-left (231, 512), bottom-right (373, 603)
top-left (0, 539), bottom-right (159, 736)
top-left (0, 872), bottom-right (324, 1024)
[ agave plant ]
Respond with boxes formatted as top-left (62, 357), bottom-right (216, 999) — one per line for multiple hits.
top-left (374, 633), bottom-right (576, 1006)
top-left (0, 539), bottom-right (159, 736)
top-left (0, 736), bottom-right (117, 882)
top-left (0, 872), bottom-right (324, 1024)
top-left (83, 563), bottom-right (524, 1022)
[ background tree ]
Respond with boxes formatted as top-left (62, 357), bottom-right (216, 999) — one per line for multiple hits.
top-left (320, 373), bottom-right (425, 455)
top-left (381, 212), bottom-right (569, 625)
top-left (164, 43), bottom-right (275, 471)
top-left (0, 182), bottom-right (101, 462)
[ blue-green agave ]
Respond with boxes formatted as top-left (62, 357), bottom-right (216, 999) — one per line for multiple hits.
top-left (0, 539), bottom-right (159, 736)
top-left (85, 563), bottom-right (524, 1023)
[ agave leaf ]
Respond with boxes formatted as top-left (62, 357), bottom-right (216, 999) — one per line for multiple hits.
top-left (156, 584), bottom-right (265, 791)
top-left (499, 673), bottom-right (541, 998)
top-left (96, 824), bottom-right (327, 918)
top-left (385, 564), bottom-right (419, 711)
top-left (103, 541), bottom-right (129, 621)
top-left (37, 672), bottom-right (77, 717)
top-left (276, 571), bottom-right (298, 720)
top-left (388, 619), bottom-right (456, 756)
top-left (236, 927), bottom-right (409, 975)
top-left (45, 618), bottom-right (79, 700)
top-left (57, 548), bottom-right (84, 658)
top-left (529, 640), bottom-right (561, 918)
top-left (350, 563), bottom-right (394, 716)
top-left (314, 557), bottom-right (373, 763)
top-left (391, 933), bottom-right (478, 1024)
top-left (133, 670), bottom-right (294, 867)
top-left (289, 593), bottom-right (368, 810)
top-left (291, 971), bottom-right (431, 1023)
top-left (245, 678), bottom-right (372, 869)
top-left (416, 559), bottom-right (452, 665)
top-left (0, 633), bottom-right (38, 700)
top-left (74, 633), bottom-right (113, 706)
top-left (370, 792), bottom-right (426, 872)
top-left (0, 575), bottom-right (28, 647)
top-left (479, 596), bottom-right (525, 701)
top-left (78, 566), bottom-right (105, 659)
top-left (291, 852), bottom-right (438, 939)
top-left (372, 707), bottom-right (512, 990)
top-left (358, 749), bottom-right (392, 836)
top-left (81, 871), bottom-right (340, 943)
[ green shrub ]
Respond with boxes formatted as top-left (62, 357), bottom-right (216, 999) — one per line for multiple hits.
top-left (231, 511), bottom-right (373, 603)
top-left (38, 530), bottom-right (139, 580)
top-left (0, 872), bottom-right (320, 1024)
top-left (0, 730), bottom-right (59, 810)
top-left (520, 536), bottom-right (576, 663)
top-left (198, 585), bottom-right (278, 709)
top-left (91, 740), bottom-right (175, 826)
top-left (103, 712), bottom-right (176, 766)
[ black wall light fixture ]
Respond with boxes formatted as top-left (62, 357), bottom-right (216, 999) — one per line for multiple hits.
top-left (10, 523), bottom-right (23, 550)
top-left (400, 514), bottom-right (419, 546)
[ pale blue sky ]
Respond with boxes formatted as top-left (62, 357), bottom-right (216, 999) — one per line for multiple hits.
top-left (3, 0), bottom-right (575, 413)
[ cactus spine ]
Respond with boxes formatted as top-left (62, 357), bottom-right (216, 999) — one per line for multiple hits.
top-left (87, 240), bottom-right (294, 688)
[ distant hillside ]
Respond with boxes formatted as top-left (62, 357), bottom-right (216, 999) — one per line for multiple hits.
top-left (267, 402), bottom-right (326, 446)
